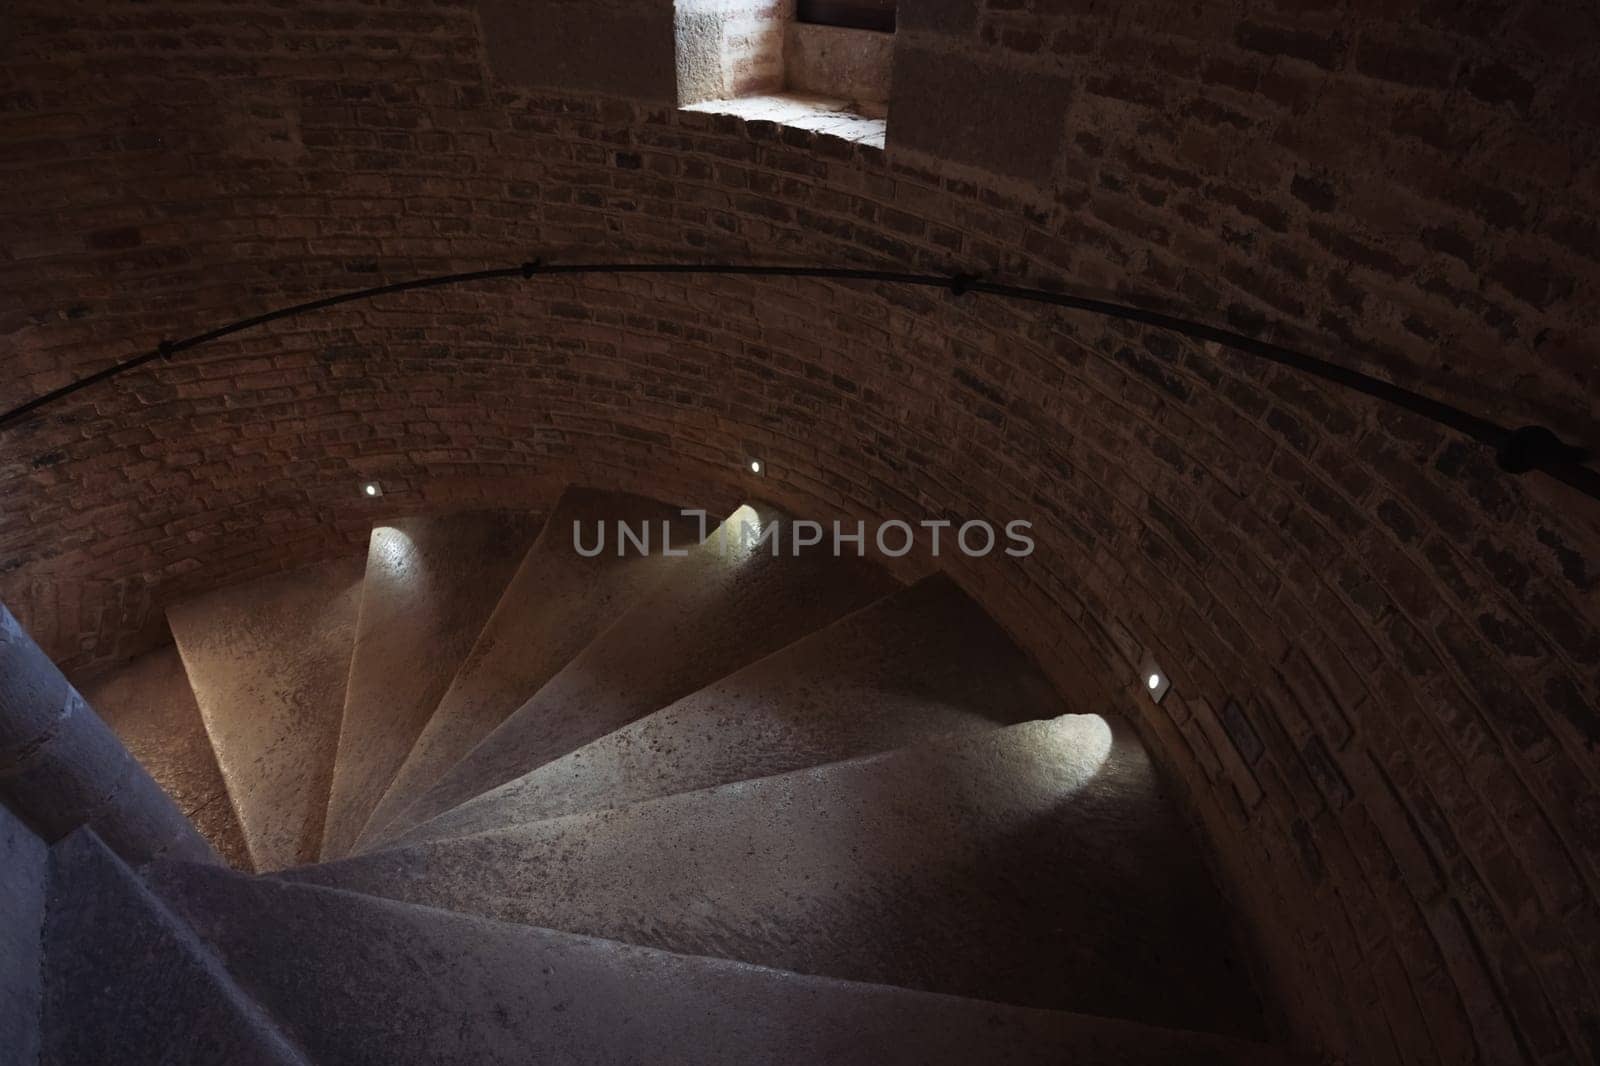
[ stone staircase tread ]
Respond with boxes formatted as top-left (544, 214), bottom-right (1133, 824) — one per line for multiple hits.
top-left (368, 716), bottom-right (996, 851)
top-left (320, 510), bottom-right (543, 860)
top-left (78, 643), bottom-right (253, 870)
top-left (356, 488), bottom-right (700, 849)
top-left (379, 503), bottom-right (898, 838)
top-left (381, 572), bottom-right (1064, 848)
top-left (0, 803), bottom-right (47, 1066)
top-left (40, 828), bottom-right (309, 1066)
top-left (22, 499), bottom-right (1291, 1059)
top-left (283, 716), bottom-right (1270, 1039)
top-left (167, 556), bottom-right (364, 871)
top-left (149, 860), bottom-right (1291, 1066)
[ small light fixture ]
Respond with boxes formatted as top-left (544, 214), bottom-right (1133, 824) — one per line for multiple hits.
top-left (748, 459), bottom-right (763, 475)
top-left (1140, 655), bottom-right (1170, 704)
top-left (361, 481), bottom-right (383, 498)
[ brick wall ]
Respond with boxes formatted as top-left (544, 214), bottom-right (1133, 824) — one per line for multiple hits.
top-left (891, 0), bottom-right (1598, 447)
top-left (1, 2), bottom-right (1597, 1062)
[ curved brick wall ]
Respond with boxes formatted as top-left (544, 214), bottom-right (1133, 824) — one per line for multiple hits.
top-left (2, 2), bottom-right (1597, 1062)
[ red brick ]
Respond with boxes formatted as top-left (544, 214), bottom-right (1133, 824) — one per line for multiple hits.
top-left (0, 7), bottom-right (1594, 1065)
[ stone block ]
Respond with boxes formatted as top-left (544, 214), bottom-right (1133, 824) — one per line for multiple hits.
top-left (889, 46), bottom-right (1069, 183)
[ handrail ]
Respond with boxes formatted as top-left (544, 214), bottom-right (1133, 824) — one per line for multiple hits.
top-left (2, 259), bottom-right (1594, 501)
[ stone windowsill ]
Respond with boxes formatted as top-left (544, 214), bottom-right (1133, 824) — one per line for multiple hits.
top-left (681, 92), bottom-right (886, 149)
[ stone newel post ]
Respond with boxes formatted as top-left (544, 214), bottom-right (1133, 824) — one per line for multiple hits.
top-left (0, 601), bottom-right (215, 866)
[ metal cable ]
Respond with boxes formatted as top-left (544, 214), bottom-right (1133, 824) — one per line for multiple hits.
top-left (2, 260), bottom-right (1593, 500)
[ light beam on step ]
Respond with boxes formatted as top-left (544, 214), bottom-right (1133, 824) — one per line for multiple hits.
top-left (370, 526), bottom-right (419, 574)
top-left (1037, 713), bottom-right (1115, 789)
top-left (708, 504), bottom-right (766, 562)
top-left (874, 714), bottom-right (1115, 819)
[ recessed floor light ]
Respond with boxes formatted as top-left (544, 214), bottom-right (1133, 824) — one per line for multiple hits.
top-left (361, 481), bottom-right (383, 498)
top-left (748, 459), bottom-right (763, 475)
top-left (1140, 656), bottom-right (1170, 704)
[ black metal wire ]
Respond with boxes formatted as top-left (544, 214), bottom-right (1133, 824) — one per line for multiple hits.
top-left (2, 260), bottom-right (1594, 501)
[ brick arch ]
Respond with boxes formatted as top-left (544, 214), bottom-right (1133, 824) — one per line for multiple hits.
top-left (1, 2), bottom-right (1597, 1062)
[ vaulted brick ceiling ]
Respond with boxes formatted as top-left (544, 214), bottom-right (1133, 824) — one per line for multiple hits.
top-left (1, 2), bottom-right (1596, 1063)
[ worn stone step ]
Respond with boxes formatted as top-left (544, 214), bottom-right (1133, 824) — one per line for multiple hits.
top-left (165, 557), bottom-right (363, 871)
top-left (40, 829), bottom-right (308, 1066)
top-left (320, 511), bottom-right (542, 860)
top-left (381, 503), bottom-right (897, 836)
top-left (151, 861), bottom-right (1289, 1066)
top-left (0, 803), bottom-right (47, 1066)
top-left (388, 572), bottom-right (1062, 848)
top-left (286, 716), bottom-right (1270, 1039)
top-left (78, 644), bottom-right (252, 869)
top-left (357, 488), bottom-right (699, 849)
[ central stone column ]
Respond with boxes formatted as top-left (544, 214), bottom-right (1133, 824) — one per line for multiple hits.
top-left (0, 602), bottom-right (214, 866)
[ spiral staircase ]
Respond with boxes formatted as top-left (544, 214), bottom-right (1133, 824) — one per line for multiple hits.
top-left (4, 487), bottom-right (1297, 1064)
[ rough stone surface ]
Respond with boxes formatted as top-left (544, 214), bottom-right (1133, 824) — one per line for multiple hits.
top-left (483, 0), bottom-right (677, 101)
top-left (4, 4), bottom-right (1599, 1061)
top-left (0, 603), bottom-right (214, 866)
top-left (167, 556), bottom-right (363, 870)
top-left (40, 829), bottom-right (307, 1066)
top-left (785, 23), bottom-right (893, 105)
top-left (77, 644), bottom-right (252, 870)
top-left (320, 511), bottom-right (541, 859)
top-left (359, 489), bottom-right (698, 847)
top-left (676, 0), bottom-right (791, 104)
top-left (392, 572), bottom-right (1064, 846)
top-left (291, 716), bottom-right (1268, 1039)
top-left (890, 46), bottom-right (1070, 182)
top-left (682, 90), bottom-right (886, 145)
top-left (0, 802), bottom-right (46, 1066)
top-left (152, 862), bottom-right (1290, 1066)
top-left (387, 504), bottom-right (898, 833)
top-left (897, 0), bottom-right (978, 36)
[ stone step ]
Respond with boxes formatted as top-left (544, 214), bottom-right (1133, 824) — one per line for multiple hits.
top-left (39, 829), bottom-right (308, 1066)
top-left (286, 717), bottom-right (1270, 1039)
top-left (356, 488), bottom-right (699, 849)
top-left (320, 511), bottom-right (542, 860)
top-left (151, 861), bottom-right (1289, 1066)
top-left (380, 503), bottom-right (897, 836)
top-left (388, 573), bottom-right (1062, 848)
top-left (0, 803), bottom-right (47, 1066)
top-left (165, 557), bottom-right (363, 871)
top-left (77, 644), bottom-right (252, 869)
